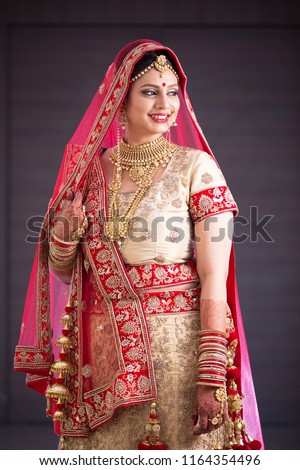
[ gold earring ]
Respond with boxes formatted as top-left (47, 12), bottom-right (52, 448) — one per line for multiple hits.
top-left (172, 112), bottom-right (178, 127)
top-left (117, 106), bottom-right (127, 130)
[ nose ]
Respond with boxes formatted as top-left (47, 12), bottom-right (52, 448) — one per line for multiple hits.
top-left (154, 93), bottom-right (169, 110)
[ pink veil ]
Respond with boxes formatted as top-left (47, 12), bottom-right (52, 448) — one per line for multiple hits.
top-left (14, 39), bottom-right (263, 446)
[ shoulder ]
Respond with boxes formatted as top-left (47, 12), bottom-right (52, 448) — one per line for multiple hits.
top-left (175, 146), bottom-right (228, 195)
top-left (175, 145), bottom-right (216, 163)
top-left (173, 145), bottom-right (220, 174)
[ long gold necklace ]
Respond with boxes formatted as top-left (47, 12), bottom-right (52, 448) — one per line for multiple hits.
top-left (105, 136), bottom-right (177, 243)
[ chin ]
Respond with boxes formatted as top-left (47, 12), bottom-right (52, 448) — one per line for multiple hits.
top-left (151, 124), bottom-right (169, 134)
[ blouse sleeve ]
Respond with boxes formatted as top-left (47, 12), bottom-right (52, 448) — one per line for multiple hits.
top-left (189, 151), bottom-right (239, 223)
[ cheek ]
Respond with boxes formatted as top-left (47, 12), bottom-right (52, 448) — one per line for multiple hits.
top-left (174, 97), bottom-right (180, 112)
top-left (168, 95), bottom-right (180, 113)
top-left (127, 101), bottom-right (149, 120)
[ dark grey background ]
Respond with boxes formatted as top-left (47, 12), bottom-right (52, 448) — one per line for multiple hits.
top-left (1, 0), bottom-right (299, 450)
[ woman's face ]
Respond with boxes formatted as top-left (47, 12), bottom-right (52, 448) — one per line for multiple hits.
top-left (123, 68), bottom-right (180, 144)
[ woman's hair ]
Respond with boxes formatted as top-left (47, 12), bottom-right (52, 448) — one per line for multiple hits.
top-left (130, 50), bottom-right (179, 80)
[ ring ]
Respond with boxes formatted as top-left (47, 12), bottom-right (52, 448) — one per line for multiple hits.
top-left (208, 415), bottom-right (221, 426)
top-left (72, 226), bottom-right (86, 241)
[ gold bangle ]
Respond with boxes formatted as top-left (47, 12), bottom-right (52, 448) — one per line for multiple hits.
top-left (200, 329), bottom-right (229, 338)
top-left (51, 230), bottom-right (79, 245)
top-left (48, 254), bottom-right (75, 271)
top-left (196, 381), bottom-right (225, 387)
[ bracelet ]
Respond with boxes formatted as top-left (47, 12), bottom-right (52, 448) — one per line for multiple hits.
top-left (48, 230), bottom-right (78, 271)
top-left (51, 230), bottom-right (79, 246)
top-left (208, 387), bottom-right (227, 425)
top-left (48, 254), bottom-right (75, 271)
top-left (197, 330), bottom-right (228, 388)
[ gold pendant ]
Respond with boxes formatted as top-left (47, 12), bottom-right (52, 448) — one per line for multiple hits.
top-left (129, 166), bottom-right (145, 182)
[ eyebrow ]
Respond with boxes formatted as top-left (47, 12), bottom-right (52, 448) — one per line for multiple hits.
top-left (140, 83), bottom-right (179, 88)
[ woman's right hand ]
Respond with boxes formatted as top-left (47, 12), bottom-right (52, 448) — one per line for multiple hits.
top-left (52, 191), bottom-right (87, 242)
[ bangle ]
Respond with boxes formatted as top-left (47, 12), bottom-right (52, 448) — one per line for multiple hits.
top-left (51, 230), bottom-right (79, 246)
top-left (197, 330), bottom-right (228, 388)
top-left (48, 231), bottom-right (78, 271)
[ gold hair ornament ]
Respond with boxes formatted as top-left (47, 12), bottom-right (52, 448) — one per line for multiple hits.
top-left (130, 55), bottom-right (180, 83)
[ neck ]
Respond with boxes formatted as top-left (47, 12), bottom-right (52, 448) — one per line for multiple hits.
top-left (123, 131), bottom-right (164, 146)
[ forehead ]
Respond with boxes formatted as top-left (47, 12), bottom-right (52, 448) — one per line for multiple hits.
top-left (130, 68), bottom-right (179, 88)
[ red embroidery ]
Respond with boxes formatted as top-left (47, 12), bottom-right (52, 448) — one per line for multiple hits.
top-left (189, 186), bottom-right (238, 223)
top-left (127, 261), bottom-right (198, 289)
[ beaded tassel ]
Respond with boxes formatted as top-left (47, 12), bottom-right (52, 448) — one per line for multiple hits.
top-left (45, 300), bottom-right (75, 432)
top-left (138, 403), bottom-right (168, 450)
top-left (225, 332), bottom-right (261, 450)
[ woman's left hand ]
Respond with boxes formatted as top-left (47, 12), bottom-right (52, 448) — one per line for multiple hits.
top-left (192, 385), bottom-right (227, 435)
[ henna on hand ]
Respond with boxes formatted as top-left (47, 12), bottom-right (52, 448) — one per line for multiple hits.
top-left (52, 191), bottom-right (87, 241)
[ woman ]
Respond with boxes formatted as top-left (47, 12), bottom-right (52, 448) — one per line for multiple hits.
top-left (14, 39), bottom-right (263, 450)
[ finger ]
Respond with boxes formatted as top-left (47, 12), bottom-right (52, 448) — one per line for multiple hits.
top-left (199, 415), bottom-right (209, 433)
top-left (61, 197), bottom-right (72, 211)
top-left (82, 215), bottom-right (88, 230)
top-left (192, 415), bottom-right (198, 426)
top-left (193, 415), bottom-right (201, 435)
top-left (193, 414), bottom-right (209, 435)
top-left (72, 191), bottom-right (83, 207)
top-left (66, 189), bottom-right (75, 201)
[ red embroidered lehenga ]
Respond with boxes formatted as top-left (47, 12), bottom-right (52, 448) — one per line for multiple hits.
top-left (14, 39), bottom-right (263, 449)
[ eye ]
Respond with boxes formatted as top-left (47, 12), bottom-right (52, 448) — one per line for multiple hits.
top-left (168, 90), bottom-right (178, 96)
top-left (141, 90), bottom-right (156, 96)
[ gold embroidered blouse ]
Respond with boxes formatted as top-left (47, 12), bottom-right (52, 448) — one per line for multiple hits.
top-left (116, 146), bottom-right (238, 265)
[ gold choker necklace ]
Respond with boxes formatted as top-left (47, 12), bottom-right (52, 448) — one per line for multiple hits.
top-left (110, 136), bottom-right (176, 183)
top-left (105, 137), bottom-right (177, 242)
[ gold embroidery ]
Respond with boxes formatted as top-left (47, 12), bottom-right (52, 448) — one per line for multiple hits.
top-left (62, 311), bottom-right (225, 450)
top-left (82, 365), bottom-right (92, 378)
top-left (201, 172), bottom-right (213, 184)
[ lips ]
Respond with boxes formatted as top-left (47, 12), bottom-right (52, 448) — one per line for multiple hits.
top-left (149, 113), bottom-right (170, 123)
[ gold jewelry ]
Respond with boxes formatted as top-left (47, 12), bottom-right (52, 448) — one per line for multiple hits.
top-left (130, 55), bottom-right (180, 83)
top-left (71, 226), bottom-right (86, 241)
top-left (51, 230), bottom-right (79, 246)
top-left (105, 137), bottom-right (177, 243)
top-left (71, 209), bottom-right (88, 241)
top-left (48, 243), bottom-right (78, 271)
top-left (208, 387), bottom-right (227, 426)
top-left (110, 136), bottom-right (176, 183)
top-left (117, 106), bottom-right (127, 130)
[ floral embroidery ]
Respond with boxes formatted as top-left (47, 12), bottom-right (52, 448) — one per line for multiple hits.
top-left (138, 376), bottom-right (150, 393)
top-left (105, 276), bottom-right (121, 289)
top-left (121, 321), bottom-right (140, 334)
top-left (190, 186), bottom-right (238, 223)
top-left (82, 364), bottom-right (92, 378)
top-left (201, 172), bottom-right (213, 184)
top-left (171, 198), bottom-right (183, 208)
top-left (115, 379), bottom-right (127, 397)
top-left (199, 194), bottom-right (214, 213)
top-left (62, 310), bottom-right (229, 450)
top-left (126, 261), bottom-right (199, 289)
top-left (84, 259), bottom-right (90, 272)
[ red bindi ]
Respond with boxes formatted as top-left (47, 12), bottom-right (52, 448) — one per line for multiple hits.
top-left (162, 82), bottom-right (166, 87)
